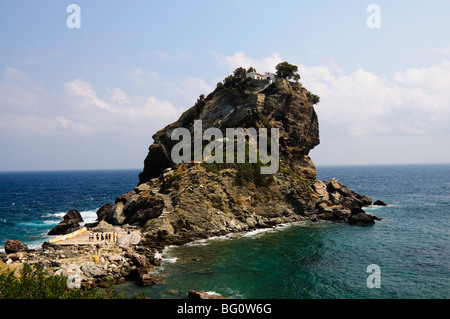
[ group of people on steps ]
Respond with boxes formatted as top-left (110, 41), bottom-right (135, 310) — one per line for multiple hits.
top-left (88, 231), bottom-right (117, 245)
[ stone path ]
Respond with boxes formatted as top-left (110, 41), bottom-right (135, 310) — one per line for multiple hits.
top-left (150, 187), bottom-right (174, 221)
top-left (52, 230), bottom-right (140, 246)
top-left (159, 192), bottom-right (174, 219)
top-left (51, 187), bottom-right (174, 246)
top-left (254, 82), bottom-right (272, 93)
top-left (139, 187), bottom-right (176, 234)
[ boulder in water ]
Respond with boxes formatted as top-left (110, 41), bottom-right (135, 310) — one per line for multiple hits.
top-left (48, 209), bottom-right (84, 236)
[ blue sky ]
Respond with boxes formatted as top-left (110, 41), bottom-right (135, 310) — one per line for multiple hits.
top-left (1, 1), bottom-right (450, 171)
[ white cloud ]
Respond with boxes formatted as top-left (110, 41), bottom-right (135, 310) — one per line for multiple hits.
top-left (0, 114), bottom-right (92, 136)
top-left (214, 51), bottom-right (283, 74)
top-left (4, 55), bottom-right (450, 148)
top-left (299, 61), bottom-right (450, 137)
top-left (0, 67), bottom-right (48, 113)
top-left (121, 95), bottom-right (181, 121)
top-left (0, 67), bottom-right (93, 136)
top-left (107, 87), bottom-right (130, 105)
top-left (63, 78), bottom-right (183, 134)
top-left (393, 60), bottom-right (450, 91)
top-left (211, 51), bottom-right (450, 138)
top-left (64, 78), bottom-right (116, 112)
top-left (0, 67), bottom-right (183, 137)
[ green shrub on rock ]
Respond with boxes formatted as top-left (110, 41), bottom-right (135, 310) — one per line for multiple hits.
top-left (0, 263), bottom-right (106, 299)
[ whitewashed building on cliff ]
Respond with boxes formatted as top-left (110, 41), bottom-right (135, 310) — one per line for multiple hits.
top-left (246, 71), bottom-right (264, 80)
top-left (247, 71), bottom-right (277, 83)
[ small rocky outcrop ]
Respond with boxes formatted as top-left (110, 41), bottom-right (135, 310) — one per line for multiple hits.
top-left (373, 200), bottom-right (388, 206)
top-left (123, 248), bottom-right (163, 286)
top-left (64, 209), bottom-right (83, 222)
top-left (127, 268), bottom-right (163, 286)
top-left (311, 178), bottom-right (380, 225)
top-left (348, 213), bottom-right (378, 225)
top-left (47, 209), bottom-right (83, 236)
top-left (4, 239), bottom-right (29, 254)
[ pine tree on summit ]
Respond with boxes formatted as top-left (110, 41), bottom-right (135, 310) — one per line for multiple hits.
top-left (275, 62), bottom-right (301, 82)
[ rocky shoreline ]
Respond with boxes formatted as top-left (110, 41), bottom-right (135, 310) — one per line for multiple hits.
top-left (1, 173), bottom-right (384, 295)
top-left (1, 230), bottom-right (163, 290)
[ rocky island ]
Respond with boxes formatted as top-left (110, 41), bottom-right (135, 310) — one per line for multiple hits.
top-left (1, 63), bottom-right (382, 295)
top-left (122, 64), bottom-right (381, 248)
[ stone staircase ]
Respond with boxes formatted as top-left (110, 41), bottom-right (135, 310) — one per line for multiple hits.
top-left (158, 192), bottom-right (174, 219)
top-left (254, 81), bottom-right (272, 94)
top-left (146, 187), bottom-right (175, 235)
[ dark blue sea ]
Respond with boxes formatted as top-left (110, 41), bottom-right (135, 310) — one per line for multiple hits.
top-left (1, 164), bottom-right (449, 299)
top-left (0, 169), bottom-right (141, 251)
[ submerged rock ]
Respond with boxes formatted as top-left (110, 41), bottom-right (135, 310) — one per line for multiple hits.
top-left (348, 212), bottom-right (379, 225)
top-left (127, 268), bottom-right (162, 286)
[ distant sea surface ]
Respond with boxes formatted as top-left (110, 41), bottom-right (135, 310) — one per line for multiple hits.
top-left (0, 169), bottom-right (140, 251)
top-left (1, 164), bottom-right (449, 299)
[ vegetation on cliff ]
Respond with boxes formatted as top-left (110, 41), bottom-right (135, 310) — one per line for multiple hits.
top-left (276, 61), bottom-right (301, 82)
top-left (0, 263), bottom-right (108, 299)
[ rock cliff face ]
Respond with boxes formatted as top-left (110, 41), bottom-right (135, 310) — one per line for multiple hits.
top-left (139, 77), bottom-right (319, 183)
top-left (100, 73), bottom-right (379, 249)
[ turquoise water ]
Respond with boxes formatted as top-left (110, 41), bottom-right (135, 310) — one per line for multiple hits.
top-left (118, 164), bottom-right (450, 299)
top-left (1, 165), bottom-right (449, 298)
